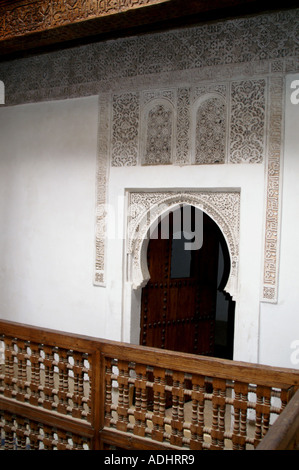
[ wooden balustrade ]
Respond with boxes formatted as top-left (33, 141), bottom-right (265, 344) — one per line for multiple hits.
top-left (0, 319), bottom-right (298, 450)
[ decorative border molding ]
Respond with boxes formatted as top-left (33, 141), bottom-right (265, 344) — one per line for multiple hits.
top-left (126, 190), bottom-right (240, 300)
top-left (261, 76), bottom-right (284, 303)
top-left (94, 93), bottom-right (111, 286)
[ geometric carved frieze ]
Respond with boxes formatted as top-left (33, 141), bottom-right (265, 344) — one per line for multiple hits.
top-left (1, 9), bottom-right (298, 107)
top-left (126, 190), bottom-right (240, 300)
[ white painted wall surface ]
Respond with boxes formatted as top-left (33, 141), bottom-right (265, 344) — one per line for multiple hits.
top-left (259, 74), bottom-right (299, 370)
top-left (0, 97), bottom-right (108, 338)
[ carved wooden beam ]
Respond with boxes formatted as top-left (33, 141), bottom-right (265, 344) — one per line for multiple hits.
top-left (0, 0), bottom-right (168, 41)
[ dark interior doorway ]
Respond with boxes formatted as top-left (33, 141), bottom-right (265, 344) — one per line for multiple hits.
top-left (140, 206), bottom-right (235, 359)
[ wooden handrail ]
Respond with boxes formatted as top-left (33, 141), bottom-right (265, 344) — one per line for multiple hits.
top-left (1, 319), bottom-right (299, 450)
top-left (1, 319), bottom-right (298, 388)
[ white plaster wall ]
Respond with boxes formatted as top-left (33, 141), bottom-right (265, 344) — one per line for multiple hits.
top-left (259, 74), bottom-right (299, 370)
top-left (0, 97), bottom-right (107, 338)
top-left (106, 164), bottom-right (265, 363)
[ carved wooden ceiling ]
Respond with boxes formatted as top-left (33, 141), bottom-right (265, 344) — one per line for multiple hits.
top-left (0, 0), bottom-right (298, 60)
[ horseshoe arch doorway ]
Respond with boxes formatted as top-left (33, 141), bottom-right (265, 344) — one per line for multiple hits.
top-left (139, 205), bottom-right (235, 359)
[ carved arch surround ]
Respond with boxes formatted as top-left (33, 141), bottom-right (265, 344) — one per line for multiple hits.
top-left (126, 190), bottom-right (240, 300)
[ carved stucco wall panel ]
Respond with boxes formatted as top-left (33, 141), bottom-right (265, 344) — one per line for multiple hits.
top-left (99, 72), bottom-right (283, 302)
top-left (111, 92), bottom-right (139, 167)
top-left (142, 101), bottom-right (174, 165)
top-left (109, 78), bottom-right (266, 167)
top-left (176, 87), bottom-right (191, 165)
top-left (194, 95), bottom-right (227, 164)
top-left (229, 79), bottom-right (266, 164)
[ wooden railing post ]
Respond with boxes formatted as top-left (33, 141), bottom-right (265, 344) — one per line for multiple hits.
top-left (90, 349), bottom-right (102, 450)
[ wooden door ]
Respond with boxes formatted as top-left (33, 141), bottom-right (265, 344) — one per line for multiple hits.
top-left (140, 207), bottom-right (222, 356)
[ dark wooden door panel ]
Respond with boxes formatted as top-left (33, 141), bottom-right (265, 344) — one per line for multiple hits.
top-left (140, 208), bottom-right (224, 356)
